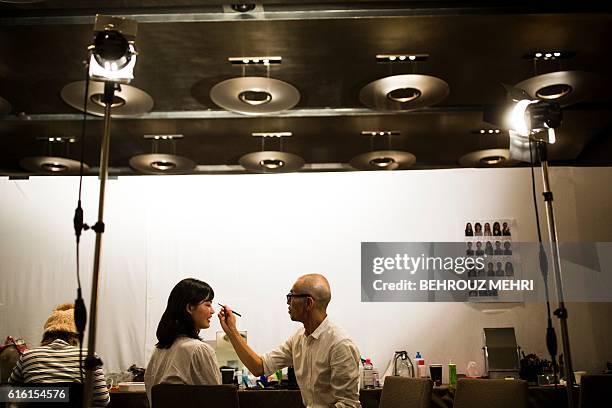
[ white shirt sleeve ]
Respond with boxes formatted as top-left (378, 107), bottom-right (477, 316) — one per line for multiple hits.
top-left (189, 344), bottom-right (222, 385)
top-left (329, 339), bottom-right (361, 408)
top-left (261, 336), bottom-right (294, 376)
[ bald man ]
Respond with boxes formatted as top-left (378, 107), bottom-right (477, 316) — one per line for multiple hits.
top-left (219, 274), bottom-right (361, 408)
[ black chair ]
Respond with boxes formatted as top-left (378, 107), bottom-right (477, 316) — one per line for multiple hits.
top-left (579, 374), bottom-right (612, 408)
top-left (152, 384), bottom-right (239, 408)
top-left (0, 345), bottom-right (22, 383)
top-left (8, 382), bottom-right (83, 408)
top-left (453, 379), bottom-right (527, 408)
top-left (379, 376), bottom-right (433, 408)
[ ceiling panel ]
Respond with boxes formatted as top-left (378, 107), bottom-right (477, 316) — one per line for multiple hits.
top-left (0, 1), bottom-right (611, 175)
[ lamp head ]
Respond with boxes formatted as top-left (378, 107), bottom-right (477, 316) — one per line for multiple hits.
top-left (88, 15), bottom-right (138, 83)
top-left (508, 99), bottom-right (561, 143)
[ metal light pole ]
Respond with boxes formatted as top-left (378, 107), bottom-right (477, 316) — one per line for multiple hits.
top-left (537, 141), bottom-right (575, 408)
top-left (83, 81), bottom-right (116, 407)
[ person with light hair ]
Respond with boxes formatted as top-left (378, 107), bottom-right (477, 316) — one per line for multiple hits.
top-left (9, 303), bottom-right (109, 406)
top-left (219, 274), bottom-right (361, 408)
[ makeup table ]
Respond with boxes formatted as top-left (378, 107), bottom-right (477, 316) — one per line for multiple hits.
top-left (107, 385), bottom-right (576, 408)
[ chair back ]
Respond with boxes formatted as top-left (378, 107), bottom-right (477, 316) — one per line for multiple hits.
top-left (379, 376), bottom-right (433, 408)
top-left (152, 384), bottom-right (239, 408)
top-left (579, 374), bottom-right (612, 408)
top-left (0, 345), bottom-right (21, 383)
top-left (453, 378), bottom-right (527, 408)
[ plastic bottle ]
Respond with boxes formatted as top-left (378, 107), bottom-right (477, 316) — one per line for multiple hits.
top-left (359, 362), bottom-right (364, 389)
top-left (414, 352), bottom-right (422, 366)
top-left (363, 358), bottom-right (374, 388)
top-left (415, 352), bottom-right (427, 378)
top-left (236, 370), bottom-right (244, 388)
top-left (449, 363), bottom-right (457, 386)
top-left (396, 353), bottom-right (413, 377)
top-left (372, 367), bottom-right (380, 388)
top-left (241, 370), bottom-right (250, 389)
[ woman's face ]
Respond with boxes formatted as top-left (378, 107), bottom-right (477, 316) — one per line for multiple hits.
top-left (187, 300), bottom-right (215, 330)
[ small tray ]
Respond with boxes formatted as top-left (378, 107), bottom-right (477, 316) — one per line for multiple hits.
top-left (118, 382), bottom-right (145, 392)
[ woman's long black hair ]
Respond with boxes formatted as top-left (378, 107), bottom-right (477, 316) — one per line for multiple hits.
top-left (156, 278), bottom-right (214, 349)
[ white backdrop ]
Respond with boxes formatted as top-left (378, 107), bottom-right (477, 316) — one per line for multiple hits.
top-left (1, 167), bottom-right (611, 380)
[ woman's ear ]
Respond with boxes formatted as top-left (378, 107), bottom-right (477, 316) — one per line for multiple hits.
top-left (186, 303), bottom-right (194, 316)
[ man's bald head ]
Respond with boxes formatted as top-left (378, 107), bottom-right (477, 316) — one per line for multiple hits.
top-left (294, 274), bottom-right (331, 311)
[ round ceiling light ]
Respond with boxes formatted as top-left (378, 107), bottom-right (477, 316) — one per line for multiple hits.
top-left (350, 150), bottom-right (416, 171)
top-left (19, 156), bottom-right (90, 175)
top-left (515, 71), bottom-right (603, 107)
top-left (458, 149), bottom-right (516, 167)
top-left (129, 154), bottom-right (196, 175)
top-left (238, 90), bottom-right (273, 106)
top-left (239, 151), bottom-right (305, 173)
top-left (359, 74), bottom-right (449, 111)
top-left (209, 77), bottom-right (300, 115)
top-left (61, 80), bottom-right (154, 117)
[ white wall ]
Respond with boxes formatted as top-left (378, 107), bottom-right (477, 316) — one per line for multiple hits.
top-left (1, 167), bottom-right (611, 379)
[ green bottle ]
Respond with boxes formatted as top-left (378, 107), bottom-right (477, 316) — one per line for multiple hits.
top-left (449, 363), bottom-right (457, 386)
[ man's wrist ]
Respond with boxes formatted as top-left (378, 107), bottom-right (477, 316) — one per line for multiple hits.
top-left (226, 327), bottom-right (241, 339)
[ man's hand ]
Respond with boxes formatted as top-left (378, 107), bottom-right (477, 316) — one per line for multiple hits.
top-left (216, 304), bottom-right (265, 377)
top-left (218, 304), bottom-right (237, 334)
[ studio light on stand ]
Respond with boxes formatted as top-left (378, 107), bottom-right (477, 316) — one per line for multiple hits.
top-left (507, 93), bottom-right (576, 408)
top-left (76, 15), bottom-right (138, 408)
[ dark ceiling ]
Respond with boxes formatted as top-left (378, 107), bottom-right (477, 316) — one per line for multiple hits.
top-left (1, 1), bottom-right (611, 176)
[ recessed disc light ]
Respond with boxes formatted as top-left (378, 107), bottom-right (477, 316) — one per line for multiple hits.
top-left (19, 156), bottom-right (90, 175)
top-left (458, 149), bottom-right (516, 167)
top-left (350, 150), bottom-right (416, 170)
top-left (129, 154), bottom-right (196, 175)
top-left (535, 84), bottom-right (573, 100)
top-left (239, 151), bottom-right (304, 173)
top-left (359, 74), bottom-right (449, 111)
top-left (239, 90), bottom-right (273, 106)
top-left (61, 80), bottom-right (153, 117)
top-left (209, 77), bottom-right (300, 115)
top-left (515, 71), bottom-right (602, 107)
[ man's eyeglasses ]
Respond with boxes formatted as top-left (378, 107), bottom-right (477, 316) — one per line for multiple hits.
top-left (286, 293), bottom-right (313, 303)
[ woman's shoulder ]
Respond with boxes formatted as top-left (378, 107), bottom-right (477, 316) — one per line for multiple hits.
top-left (175, 337), bottom-right (215, 355)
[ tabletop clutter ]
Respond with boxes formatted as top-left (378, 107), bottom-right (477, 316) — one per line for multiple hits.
top-left (109, 350), bottom-right (605, 392)
top-left (360, 351), bottom-right (457, 388)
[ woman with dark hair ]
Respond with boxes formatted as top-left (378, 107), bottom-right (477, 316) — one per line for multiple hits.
top-left (145, 278), bottom-right (221, 403)
top-left (474, 223), bottom-right (483, 236)
top-left (493, 222), bottom-right (502, 236)
top-left (465, 222), bottom-right (473, 237)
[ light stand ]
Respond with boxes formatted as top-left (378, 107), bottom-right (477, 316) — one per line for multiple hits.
top-left (82, 81), bottom-right (118, 408)
top-left (507, 97), bottom-right (575, 407)
top-left (73, 15), bottom-right (137, 408)
top-left (536, 141), bottom-right (576, 407)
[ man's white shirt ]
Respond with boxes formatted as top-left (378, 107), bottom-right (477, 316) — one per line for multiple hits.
top-left (262, 317), bottom-right (361, 408)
